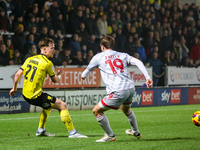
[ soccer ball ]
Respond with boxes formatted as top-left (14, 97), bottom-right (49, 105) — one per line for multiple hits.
top-left (192, 111), bottom-right (200, 126)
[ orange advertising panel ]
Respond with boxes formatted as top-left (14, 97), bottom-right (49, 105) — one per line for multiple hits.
top-left (43, 68), bottom-right (101, 88)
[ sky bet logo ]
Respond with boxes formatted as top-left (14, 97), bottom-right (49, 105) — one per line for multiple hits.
top-left (141, 91), bottom-right (153, 105)
top-left (161, 89), bottom-right (181, 104)
top-left (170, 89), bottom-right (181, 103)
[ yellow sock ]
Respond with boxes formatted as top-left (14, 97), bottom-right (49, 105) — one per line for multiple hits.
top-left (60, 109), bottom-right (74, 131)
top-left (38, 109), bottom-right (51, 128)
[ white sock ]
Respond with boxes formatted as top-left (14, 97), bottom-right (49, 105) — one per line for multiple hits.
top-left (38, 127), bottom-right (44, 132)
top-left (126, 110), bottom-right (139, 134)
top-left (68, 128), bottom-right (76, 135)
top-left (96, 113), bottom-right (114, 137)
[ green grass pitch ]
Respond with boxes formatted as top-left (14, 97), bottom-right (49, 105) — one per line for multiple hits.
top-left (0, 104), bottom-right (200, 150)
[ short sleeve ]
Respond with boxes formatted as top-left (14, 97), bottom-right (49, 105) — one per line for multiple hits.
top-left (46, 61), bottom-right (55, 77)
top-left (20, 58), bottom-right (29, 70)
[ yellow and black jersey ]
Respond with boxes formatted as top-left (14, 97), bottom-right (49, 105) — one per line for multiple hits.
top-left (21, 54), bottom-right (55, 99)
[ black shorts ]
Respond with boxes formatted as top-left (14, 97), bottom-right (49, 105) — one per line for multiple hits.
top-left (23, 92), bottom-right (56, 109)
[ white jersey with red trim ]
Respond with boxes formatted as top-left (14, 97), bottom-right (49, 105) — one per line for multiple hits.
top-left (81, 50), bottom-right (150, 94)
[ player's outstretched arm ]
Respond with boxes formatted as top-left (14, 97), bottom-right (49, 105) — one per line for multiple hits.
top-left (51, 69), bottom-right (63, 83)
top-left (145, 78), bottom-right (153, 88)
top-left (81, 68), bottom-right (90, 80)
top-left (9, 69), bottom-right (23, 96)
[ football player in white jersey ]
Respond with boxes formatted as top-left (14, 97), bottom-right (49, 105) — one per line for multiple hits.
top-left (81, 35), bottom-right (153, 142)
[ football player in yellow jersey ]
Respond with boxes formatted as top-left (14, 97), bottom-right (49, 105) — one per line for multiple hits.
top-left (9, 38), bottom-right (87, 138)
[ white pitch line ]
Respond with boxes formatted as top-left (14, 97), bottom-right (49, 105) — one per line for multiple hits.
top-left (0, 107), bottom-right (197, 121)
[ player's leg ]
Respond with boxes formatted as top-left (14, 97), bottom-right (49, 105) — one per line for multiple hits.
top-left (94, 94), bottom-right (118, 142)
top-left (52, 98), bottom-right (87, 138)
top-left (120, 105), bottom-right (141, 139)
top-left (120, 89), bottom-right (142, 139)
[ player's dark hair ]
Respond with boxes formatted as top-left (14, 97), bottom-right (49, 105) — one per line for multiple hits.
top-left (100, 35), bottom-right (115, 49)
top-left (38, 37), bottom-right (54, 49)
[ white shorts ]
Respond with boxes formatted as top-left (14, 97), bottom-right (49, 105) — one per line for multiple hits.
top-left (99, 88), bottom-right (135, 110)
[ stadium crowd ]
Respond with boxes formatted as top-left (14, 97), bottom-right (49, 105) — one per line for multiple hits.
top-left (0, 0), bottom-right (200, 86)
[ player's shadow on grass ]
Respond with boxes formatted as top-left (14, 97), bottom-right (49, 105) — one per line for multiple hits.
top-left (118, 137), bottom-right (199, 142)
top-left (143, 137), bottom-right (200, 141)
top-left (55, 135), bottom-right (102, 138)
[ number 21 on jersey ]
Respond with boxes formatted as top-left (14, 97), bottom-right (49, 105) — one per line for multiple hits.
top-left (105, 59), bottom-right (124, 74)
top-left (24, 64), bottom-right (37, 82)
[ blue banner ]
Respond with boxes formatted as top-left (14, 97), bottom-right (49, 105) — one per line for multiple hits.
top-left (156, 88), bottom-right (188, 106)
top-left (131, 88), bottom-right (157, 107)
top-left (0, 92), bottom-right (30, 114)
top-left (131, 87), bottom-right (188, 107)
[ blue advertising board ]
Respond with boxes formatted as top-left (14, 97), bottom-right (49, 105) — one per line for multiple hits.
top-left (156, 88), bottom-right (188, 106)
top-left (131, 88), bottom-right (157, 107)
top-left (0, 92), bottom-right (30, 114)
top-left (131, 87), bottom-right (188, 107)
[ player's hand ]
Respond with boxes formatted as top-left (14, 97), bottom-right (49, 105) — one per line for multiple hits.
top-left (57, 69), bottom-right (63, 76)
top-left (145, 78), bottom-right (153, 88)
top-left (9, 88), bottom-right (16, 96)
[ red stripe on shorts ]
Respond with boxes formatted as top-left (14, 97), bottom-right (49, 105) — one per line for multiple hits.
top-left (101, 99), bottom-right (118, 110)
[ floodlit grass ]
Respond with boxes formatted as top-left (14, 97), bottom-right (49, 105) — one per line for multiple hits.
top-left (0, 104), bottom-right (200, 150)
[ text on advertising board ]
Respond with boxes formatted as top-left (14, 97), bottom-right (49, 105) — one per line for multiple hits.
top-left (170, 89), bottom-right (181, 103)
top-left (141, 91), bottom-right (153, 105)
top-left (43, 68), bottom-right (101, 88)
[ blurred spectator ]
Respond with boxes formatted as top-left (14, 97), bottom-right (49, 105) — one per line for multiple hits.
top-left (108, 21), bottom-right (117, 34)
top-left (13, 49), bottom-right (22, 65)
top-left (24, 15), bottom-right (36, 32)
top-left (163, 50), bottom-right (171, 66)
top-left (160, 30), bottom-right (172, 57)
top-left (124, 36), bottom-right (137, 56)
top-left (54, 13), bottom-right (66, 34)
top-left (27, 26), bottom-right (39, 44)
top-left (0, 8), bottom-right (7, 32)
top-left (0, 35), bottom-right (4, 45)
top-left (23, 34), bottom-right (36, 55)
top-left (122, 22), bottom-right (131, 37)
top-left (0, 0), bottom-right (13, 17)
top-left (48, 28), bottom-right (57, 43)
top-left (148, 52), bottom-right (163, 86)
top-left (69, 33), bottom-right (81, 57)
top-left (50, 47), bottom-right (62, 66)
top-left (190, 37), bottom-right (200, 66)
top-left (71, 50), bottom-right (87, 66)
top-left (6, 38), bottom-right (14, 60)
top-left (85, 12), bottom-right (100, 35)
top-left (71, 10), bottom-right (86, 32)
top-left (49, 0), bottom-right (60, 22)
top-left (10, 0), bottom-right (23, 17)
top-left (135, 39), bottom-right (146, 63)
top-left (44, 10), bottom-right (53, 30)
top-left (168, 39), bottom-right (181, 65)
top-left (54, 29), bottom-right (64, 42)
top-left (86, 35), bottom-right (99, 55)
top-left (86, 49), bottom-right (93, 64)
top-left (44, 0), bottom-right (53, 10)
top-left (13, 15), bottom-right (25, 30)
top-left (0, 43), bottom-right (12, 66)
top-left (24, 44), bottom-right (37, 61)
top-left (170, 51), bottom-right (178, 66)
top-left (12, 24), bottom-right (26, 54)
top-left (57, 39), bottom-right (64, 51)
top-left (60, 46), bottom-right (72, 67)
top-left (76, 22), bottom-right (89, 46)
top-left (115, 28), bottom-right (126, 51)
top-left (97, 14), bottom-right (108, 36)
top-left (7, 13), bottom-right (15, 32)
top-left (38, 26), bottom-right (48, 41)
